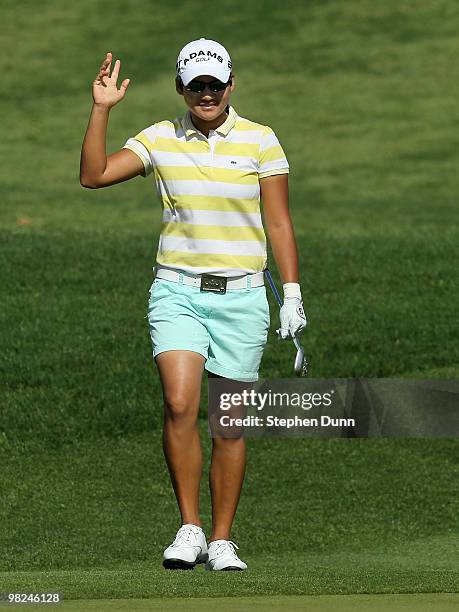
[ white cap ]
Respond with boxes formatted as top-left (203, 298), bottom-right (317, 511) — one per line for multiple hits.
top-left (176, 38), bottom-right (232, 86)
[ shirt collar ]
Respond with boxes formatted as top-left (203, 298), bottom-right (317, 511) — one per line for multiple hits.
top-left (181, 105), bottom-right (238, 138)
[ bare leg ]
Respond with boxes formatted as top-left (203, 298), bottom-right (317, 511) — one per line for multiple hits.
top-left (208, 372), bottom-right (247, 541)
top-left (156, 350), bottom-right (205, 527)
top-left (209, 437), bottom-right (246, 541)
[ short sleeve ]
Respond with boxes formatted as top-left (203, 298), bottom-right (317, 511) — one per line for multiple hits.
top-left (122, 125), bottom-right (158, 177)
top-left (258, 127), bottom-right (289, 179)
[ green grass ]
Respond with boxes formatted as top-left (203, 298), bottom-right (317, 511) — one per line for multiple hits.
top-left (1, 229), bottom-right (458, 453)
top-left (1, 0), bottom-right (458, 604)
top-left (4, 594), bottom-right (459, 612)
top-left (0, 432), bottom-right (457, 598)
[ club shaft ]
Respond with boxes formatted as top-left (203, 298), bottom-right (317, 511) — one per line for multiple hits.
top-left (265, 268), bottom-right (307, 372)
top-left (265, 269), bottom-right (302, 345)
top-left (292, 335), bottom-right (302, 351)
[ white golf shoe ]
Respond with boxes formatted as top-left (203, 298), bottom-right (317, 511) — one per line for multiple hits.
top-left (163, 524), bottom-right (208, 569)
top-left (205, 540), bottom-right (247, 571)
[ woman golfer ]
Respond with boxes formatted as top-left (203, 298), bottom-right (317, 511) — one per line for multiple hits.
top-left (80, 38), bottom-right (306, 571)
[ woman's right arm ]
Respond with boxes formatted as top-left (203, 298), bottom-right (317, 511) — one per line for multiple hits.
top-left (80, 52), bottom-right (145, 189)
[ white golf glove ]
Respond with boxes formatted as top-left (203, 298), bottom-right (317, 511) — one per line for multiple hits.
top-left (277, 283), bottom-right (307, 340)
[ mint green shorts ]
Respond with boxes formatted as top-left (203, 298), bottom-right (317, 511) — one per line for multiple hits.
top-left (147, 277), bottom-right (270, 382)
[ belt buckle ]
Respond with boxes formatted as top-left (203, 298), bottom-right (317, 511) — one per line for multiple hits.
top-left (200, 273), bottom-right (227, 294)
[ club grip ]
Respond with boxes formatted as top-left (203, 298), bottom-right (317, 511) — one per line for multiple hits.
top-left (264, 269), bottom-right (283, 307)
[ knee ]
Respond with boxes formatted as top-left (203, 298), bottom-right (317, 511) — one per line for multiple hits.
top-left (164, 393), bottom-right (197, 423)
top-left (212, 433), bottom-right (246, 445)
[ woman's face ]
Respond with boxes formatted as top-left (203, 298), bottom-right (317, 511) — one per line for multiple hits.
top-left (176, 74), bottom-right (235, 122)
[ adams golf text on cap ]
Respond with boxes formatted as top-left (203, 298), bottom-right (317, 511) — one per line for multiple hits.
top-left (176, 38), bottom-right (232, 86)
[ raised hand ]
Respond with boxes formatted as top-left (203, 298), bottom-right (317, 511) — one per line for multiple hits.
top-left (92, 52), bottom-right (130, 109)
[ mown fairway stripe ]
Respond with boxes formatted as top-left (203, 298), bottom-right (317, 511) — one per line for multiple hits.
top-left (13, 593), bottom-right (458, 612)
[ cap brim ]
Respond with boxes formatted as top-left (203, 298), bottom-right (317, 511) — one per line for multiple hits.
top-left (180, 64), bottom-right (231, 86)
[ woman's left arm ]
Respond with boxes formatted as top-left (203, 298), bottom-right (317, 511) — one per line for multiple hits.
top-left (260, 174), bottom-right (299, 284)
top-left (261, 173), bottom-right (307, 339)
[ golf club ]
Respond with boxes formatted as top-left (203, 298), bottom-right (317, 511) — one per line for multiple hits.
top-left (264, 269), bottom-right (308, 377)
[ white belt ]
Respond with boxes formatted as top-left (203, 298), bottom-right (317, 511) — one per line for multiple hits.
top-left (154, 267), bottom-right (265, 289)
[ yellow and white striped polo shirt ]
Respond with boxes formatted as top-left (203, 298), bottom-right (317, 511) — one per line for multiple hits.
top-left (123, 105), bottom-right (289, 277)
